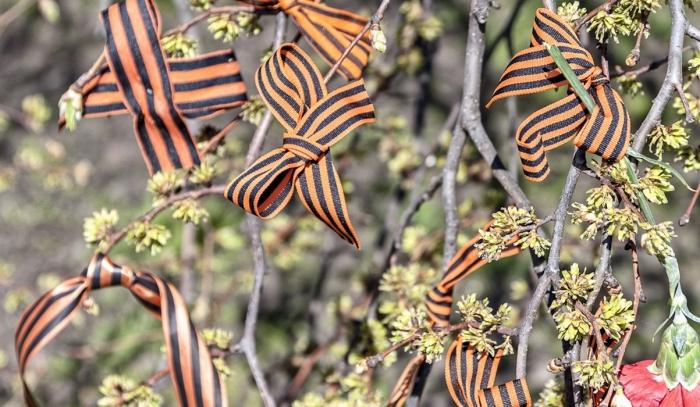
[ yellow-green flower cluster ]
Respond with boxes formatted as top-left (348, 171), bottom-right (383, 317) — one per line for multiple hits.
top-left (241, 97), bottom-right (266, 126)
top-left (475, 207), bottom-right (550, 262)
top-left (572, 358), bottom-right (617, 392)
top-left (456, 294), bottom-right (513, 356)
top-left (161, 33), bottom-right (197, 58)
top-left (97, 375), bottom-right (162, 407)
top-left (172, 199), bottom-right (209, 224)
top-left (126, 221), bottom-right (171, 255)
top-left (208, 12), bottom-right (260, 43)
top-left (83, 208), bottom-right (119, 246)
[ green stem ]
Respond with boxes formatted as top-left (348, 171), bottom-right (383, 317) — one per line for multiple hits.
top-left (545, 43), bottom-right (596, 112)
top-left (545, 44), bottom-right (696, 323)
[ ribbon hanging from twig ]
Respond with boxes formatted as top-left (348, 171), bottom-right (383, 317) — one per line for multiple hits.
top-left (225, 43), bottom-right (375, 249)
top-left (15, 253), bottom-right (227, 407)
top-left (486, 8), bottom-right (631, 182)
top-left (388, 222), bottom-right (531, 407)
top-left (61, 0), bottom-right (248, 175)
top-left (240, 0), bottom-right (372, 80)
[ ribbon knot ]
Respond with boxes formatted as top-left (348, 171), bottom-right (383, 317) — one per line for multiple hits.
top-left (240, 0), bottom-right (372, 79)
top-left (282, 134), bottom-right (329, 162)
top-left (82, 253), bottom-right (136, 291)
top-left (487, 8), bottom-right (631, 182)
top-left (225, 44), bottom-right (375, 249)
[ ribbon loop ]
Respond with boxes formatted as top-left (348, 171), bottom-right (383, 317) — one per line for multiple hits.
top-left (283, 134), bottom-right (329, 162)
top-left (16, 254), bottom-right (227, 407)
top-left (241, 0), bottom-right (372, 80)
top-left (226, 43), bottom-right (375, 248)
top-left (487, 8), bottom-right (631, 182)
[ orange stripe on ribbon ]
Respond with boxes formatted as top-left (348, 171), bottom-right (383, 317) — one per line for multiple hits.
top-left (225, 43), bottom-right (375, 249)
top-left (445, 337), bottom-right (532, 407)
top-left (15, 254), bottom-right (226, 407)
top-left (486, 8), bottom-right (631, 182)
top-left (63, 0), bottom-right (248, 175)
top-left (389, 222), bottom-right (531, 406)
top-left (240, 0), bottom-right (372, 80)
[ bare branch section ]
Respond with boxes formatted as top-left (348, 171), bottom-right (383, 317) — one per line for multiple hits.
top-left (632, 0), bottom-right (688, 151)
top-left (238, 13), bottom-right (287, 407)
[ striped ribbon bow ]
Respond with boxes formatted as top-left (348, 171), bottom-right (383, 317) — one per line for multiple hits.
top-left (15, 254), bottom-right (226, 407)
top-left (445, 337), bottom-right (531, 407)
top-left (240, 0), bottom-right (372, 80)
top-left (389, 222), bottom-right (530, 407)
top-left (225, 43), bottom-right (375, 249)
top-left (486, 8), bottom-right (631, 182)
top-left (66, 0), bottom-right (248, 175)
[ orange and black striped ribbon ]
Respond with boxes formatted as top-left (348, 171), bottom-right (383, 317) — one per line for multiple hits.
top-left (445, 337), bottom-right (531, 407)
top-left (240, 0), bottom-right (372, 80)
top-left (63, 49), bottom-right (247, 123)
top-left (225, 43), bottom-right (375, 249)
top-left (486, 8), bottom-right (631, 182)
top-left (425, 223), bottom-right (522, 327)
top-left (15, 253), bottom-right (226, 407)
top-left (389, 222), bottom-right (529, 406)
top-left (387, 354), bottom-right (425, 407)
top-left (79, 0), bottom-right (248, 175)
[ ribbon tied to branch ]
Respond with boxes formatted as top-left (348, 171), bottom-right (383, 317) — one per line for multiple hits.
top-left (389, 222), bottom-right (531, 407)
top-left (240, 0), bottom-right (372, 80)
top-left (15, 253), bottom-right (226, 407)
top-left (61, 0), bottom-right (248, 175)
top-left (487, 8), bottom-right (631, 182)
top-left (225, 43), bottom-right (375, 249)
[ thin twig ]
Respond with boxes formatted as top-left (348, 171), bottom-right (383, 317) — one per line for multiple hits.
top-left (632, 0), bottom-right (688, 152)
top-left (200, 116), bottom-right (242, 155)
top-left (575, 0), bottom-right (619, 31)
top-left (162, 5), bottom-right (255, 37)
top-left (323, 0), bottom-right (392, 83)
top-left (679, 178), bottom-right (700, 226)
top-left (237, 13), bottom-right (287, 407)
top-left (674, 82), bottom-right (695, 123)
top-left (102, 185), bottom-right (226, 254)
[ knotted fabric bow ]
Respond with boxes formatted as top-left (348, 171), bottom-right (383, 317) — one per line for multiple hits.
top-left (15, 254), bottom-right (226, 407)
top-left (486, 8), bottom-right (631, 182)
top-left (240, 0), bottom-right (372, 80)
top-left (225, 43), bottom-right (375, 249)
top-left (445, 337), bottom-right (531, 407)
top-left (66, 0), bottom-right (248, 175)
top-left (388, 222), bottom-right (530, 407)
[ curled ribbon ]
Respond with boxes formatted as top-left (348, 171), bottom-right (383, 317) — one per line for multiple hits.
top-left (63, 0), bottom-right (249, 175)
top-left (389, 222), bottom-right (531, 406)
top-left (15, 254), bottom-right (226, 407)
top-left (486, 8), bottom-right (631, 182)
top-left (225, 43), bottom-right (375, 249)
top-left (445, 337), bottom-right (531, 407)
top-left (240, 0), bottom-right (372, 80)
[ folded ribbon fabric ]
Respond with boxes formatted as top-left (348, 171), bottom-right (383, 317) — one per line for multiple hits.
top-left (15, 254), bottom-right (226, 407)
top-left (225, 43), bottom-right (375, 249)
top-left (486, 8), bottom-right (631, 182)
top-left (389, 222), bottom-right (531, 406)
top-left (425, 223), bottom-right (521, 327)
top-left (240, 0), bottom-right (372, 80)
top-left (445, 337), bottom-right (531, 407)
top-left (70, 49), bottom-right (247, 122)
top-left (67, 0), bottom-right (248, 175)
